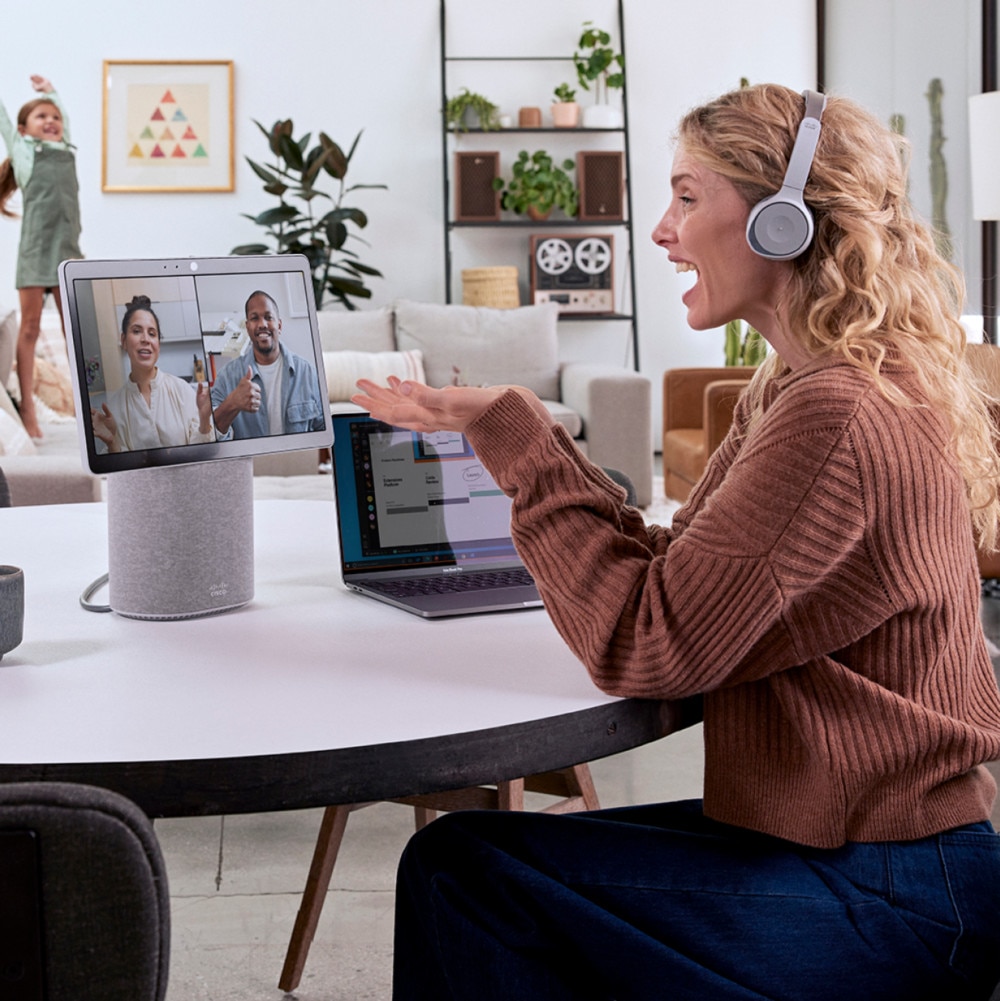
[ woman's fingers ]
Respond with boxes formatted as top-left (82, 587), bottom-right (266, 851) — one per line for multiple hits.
top-left (352, 379), bottom-right (499, 432)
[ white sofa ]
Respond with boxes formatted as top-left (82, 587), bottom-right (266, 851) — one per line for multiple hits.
top-left (0, 300), bottom-right (653, 508)
top-left (0, 305), bottom-right (103, 506)
top-left (315, 300), bottom-right (653, 506)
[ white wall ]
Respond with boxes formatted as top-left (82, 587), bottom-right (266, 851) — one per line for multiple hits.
top-left (0, 0), bottom-right (815, 445)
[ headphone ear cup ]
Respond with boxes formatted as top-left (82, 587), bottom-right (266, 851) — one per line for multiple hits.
top-left (746, 192), bottom-right (814, 260)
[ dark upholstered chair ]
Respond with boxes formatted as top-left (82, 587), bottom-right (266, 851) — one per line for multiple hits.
top-left (0, 782), bottom-right (170, 1000)
top-left (0, 466), bottom-right (11, 507)
top-left (967, 343), bottom-right (1000, 582)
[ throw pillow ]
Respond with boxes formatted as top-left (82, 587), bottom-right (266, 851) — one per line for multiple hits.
top-left (0, 381), bottom-right (21, 425)
top-left (33, 356), bottom-right (76, 416)
top-left (316, 307), bottom-right (395, 353)
top-left (394, 300), bottom-right (560, 400)
top-left (0, 387), bottom-right (36, 456)
top-left (324, 349), bottom-right (425, 402)
top-left (0, 305), bottom-right (16, 388)
top-left (34, 307), bottom-right (71, 376)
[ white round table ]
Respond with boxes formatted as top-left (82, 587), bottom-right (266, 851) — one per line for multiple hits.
top-left (0, 500), bottom-right (695, 817)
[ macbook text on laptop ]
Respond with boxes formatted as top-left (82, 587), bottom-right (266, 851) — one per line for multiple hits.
top-left (331, 413), bottom-right (543, 617)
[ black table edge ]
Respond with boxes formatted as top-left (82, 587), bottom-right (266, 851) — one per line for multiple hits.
top-left (0, 697), bottom-right (703, 818)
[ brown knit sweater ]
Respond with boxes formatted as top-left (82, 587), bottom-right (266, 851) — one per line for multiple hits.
top-left (466, 357), bottom-right (1000, 848)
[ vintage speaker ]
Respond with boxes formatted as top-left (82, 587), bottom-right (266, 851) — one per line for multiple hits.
top-left (576, 151), bottom-right (625, 222)
top-left (454, 151), bottom-right (501, 222)
top-left (530, 233), bottom-right (614, 314)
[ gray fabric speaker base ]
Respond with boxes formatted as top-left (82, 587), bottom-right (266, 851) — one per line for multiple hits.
top-left (106, 458), bottom-right (254, 620)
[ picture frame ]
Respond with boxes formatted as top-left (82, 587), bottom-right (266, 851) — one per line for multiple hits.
top-left (102, 60), bottom-right (234, 193)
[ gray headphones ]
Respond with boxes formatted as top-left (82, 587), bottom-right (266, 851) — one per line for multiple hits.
top-left (745, 89), bottom-right (827, 260)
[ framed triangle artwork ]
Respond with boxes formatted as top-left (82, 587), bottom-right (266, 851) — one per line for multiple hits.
top-left (102, 60), bottom-right (234, 192)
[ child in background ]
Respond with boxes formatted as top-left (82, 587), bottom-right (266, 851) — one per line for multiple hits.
top-left (0, 75), bottom-right (83, 438)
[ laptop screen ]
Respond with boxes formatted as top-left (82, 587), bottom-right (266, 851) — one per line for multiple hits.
top-left (332, 414), bottom-right (520, 573)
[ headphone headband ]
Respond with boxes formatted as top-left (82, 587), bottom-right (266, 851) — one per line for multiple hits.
top-left (745, 89), bottom-right (827, 260)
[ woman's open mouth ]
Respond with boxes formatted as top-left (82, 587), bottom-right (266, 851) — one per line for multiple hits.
top-left (676, 262), bottom-right (699, 306)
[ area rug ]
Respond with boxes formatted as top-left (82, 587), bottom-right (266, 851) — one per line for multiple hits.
top-left (642, 479), bottom-right (681, 526)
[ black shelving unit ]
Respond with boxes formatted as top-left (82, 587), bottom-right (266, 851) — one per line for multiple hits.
top-left (439, 0), bottom-right (639, 369)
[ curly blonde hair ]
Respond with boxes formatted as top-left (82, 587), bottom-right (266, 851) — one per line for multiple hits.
top-left (677, 83), bottom-right (1000, 549)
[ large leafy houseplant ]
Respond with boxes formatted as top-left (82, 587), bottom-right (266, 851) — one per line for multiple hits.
top-left (232, 119), bottom-right (385, 310)
top-left (492, 150), bottom-right (578, 220)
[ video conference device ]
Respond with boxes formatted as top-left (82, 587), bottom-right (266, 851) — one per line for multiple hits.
top-left (59, 254), bottom-right (331, 474)
top-left (59, 254), bottom-right (332, 619)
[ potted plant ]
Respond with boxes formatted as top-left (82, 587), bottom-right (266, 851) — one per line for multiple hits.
top-left (492, 150), bottom-right (578, 221)
top-left (445, 88), bottom-right (501, 133)
top-left (573, 21), bottom-right (625, 128)
top-left (231, 118), bottom-right (385, 311)
top-left (724, 319), bottom-right (768, 366)
top-left (551, 82), bottom-right (580, 128)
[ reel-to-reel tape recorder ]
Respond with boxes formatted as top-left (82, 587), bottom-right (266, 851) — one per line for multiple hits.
top-left (530, 234), bottom-right (614, 314)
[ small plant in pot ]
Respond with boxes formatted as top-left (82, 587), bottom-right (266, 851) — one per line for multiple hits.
top-left (492, 150), bottom-right (578, 221)
top-left (551, 82), bottom-right (580, 128)
top-left (445, 88), bottom-right (501, 133)
top-left (573, 21), bottom-right (625, 128)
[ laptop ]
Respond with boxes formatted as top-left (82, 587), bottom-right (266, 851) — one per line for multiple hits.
top-left (331, 413), bottom-right (543, 617)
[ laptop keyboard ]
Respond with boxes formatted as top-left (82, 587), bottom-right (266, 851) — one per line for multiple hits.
top-left (365, 566), bottom-right (535, 598)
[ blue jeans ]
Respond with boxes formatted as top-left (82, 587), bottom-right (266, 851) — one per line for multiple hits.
top-left (392, 799), bottom-right (1000, 1000)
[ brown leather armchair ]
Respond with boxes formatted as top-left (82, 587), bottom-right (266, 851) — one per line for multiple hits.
top-left (966, 343), bottom-right (1000, 580)
top-left (661, 367), bottom-right (756, 501)
top-left (661, 348), bottom-right (1000, 577)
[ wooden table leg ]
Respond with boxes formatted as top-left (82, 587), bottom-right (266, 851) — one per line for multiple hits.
top-left (278, 802), bottom-right (368, 993)
top-left (279, 763), bottom-right (600, 991)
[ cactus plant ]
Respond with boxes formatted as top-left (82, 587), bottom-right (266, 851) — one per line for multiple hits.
top-left (724, 320), bottom-right (767, 367)
top-left (925, 77), bottom-right (953, 262)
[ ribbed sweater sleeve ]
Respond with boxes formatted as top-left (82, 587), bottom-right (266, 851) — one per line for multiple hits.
top-left (466, 360), bottom-right (1000, 846)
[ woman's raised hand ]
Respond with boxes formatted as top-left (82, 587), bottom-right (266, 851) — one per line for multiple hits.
top-left (352, 377), bottom-right (553, 433)
top-left (91, 403), bottom-right (120, 452)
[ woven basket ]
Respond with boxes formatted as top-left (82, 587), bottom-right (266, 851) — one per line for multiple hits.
top-left (461, 267), bottom-right (520, 309)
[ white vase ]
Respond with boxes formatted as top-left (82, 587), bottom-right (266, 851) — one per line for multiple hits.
top-left (582, 103), bottom-right (623, 129)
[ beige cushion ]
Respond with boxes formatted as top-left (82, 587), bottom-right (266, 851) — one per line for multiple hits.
top-left (0, 399), bottom-right (36, 456)
top-left (316, 307), bottom-right (395, 353)
top-left (35, 308), bottom-right (68, 368)
top-left (324, 349), bottom-right (425, 402)
top-left (394, 300), bottom-right (560, 399)
top-left (0, 305), bottom-right (15, 389)
top-left (542, 399), bottom-right (583, 438)
top-left (0, 381), bottom-right (21, 424)
top-left (34, 356), bottom-right (76, 416)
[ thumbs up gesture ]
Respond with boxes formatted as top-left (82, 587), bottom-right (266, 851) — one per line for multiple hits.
top-left (238, 367), bottom-right (261, 414)
top-left (212, 365), bottom-right (262, 436)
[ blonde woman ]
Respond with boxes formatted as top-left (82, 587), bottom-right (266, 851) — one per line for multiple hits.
top-left (356, 84), bottom-right (1000, 999)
